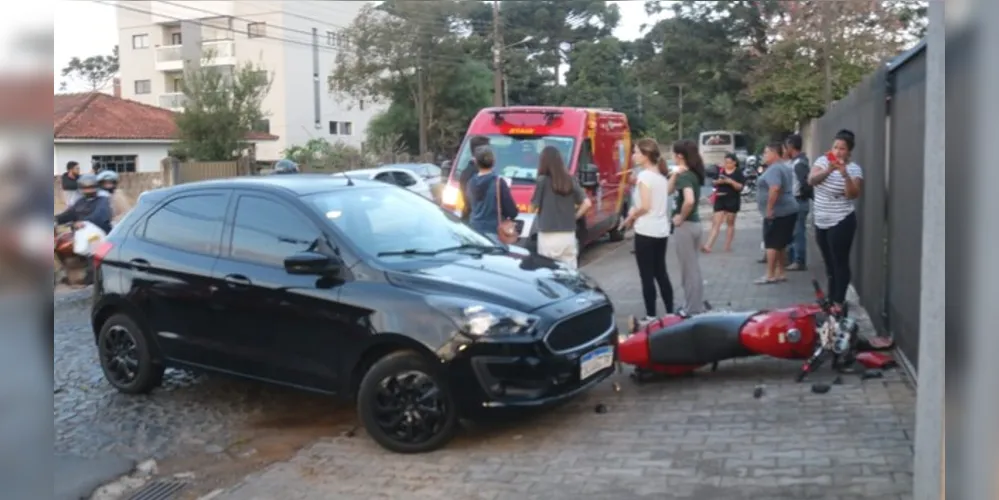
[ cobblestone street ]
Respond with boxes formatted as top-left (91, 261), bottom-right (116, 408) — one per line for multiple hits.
top-left (54, 204), bottom-right (916, 500)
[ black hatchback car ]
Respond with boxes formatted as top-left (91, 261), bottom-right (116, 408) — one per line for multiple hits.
top-left (90, 175), bottom-right (617, 453)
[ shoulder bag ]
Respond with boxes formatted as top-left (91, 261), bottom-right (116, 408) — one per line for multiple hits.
top-left (495, 177), bottom-right (519, 244)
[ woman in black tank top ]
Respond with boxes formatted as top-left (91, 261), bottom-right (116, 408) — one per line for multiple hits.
top-left (702, 153), bottom-right (745, 253)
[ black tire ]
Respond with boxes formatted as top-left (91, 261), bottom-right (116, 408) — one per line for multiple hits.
top-left (97, 313), bottom-right (164, 394)
top-left (356, 350), bottom-right (459, 454)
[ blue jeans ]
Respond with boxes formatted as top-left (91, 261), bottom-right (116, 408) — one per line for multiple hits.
top-left (788, 200), bottom-right (810, 265)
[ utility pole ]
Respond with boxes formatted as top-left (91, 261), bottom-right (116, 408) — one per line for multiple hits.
top-left (675, 83), bottom-right (686, 141)
top-left (821, 0), bottom-right (833, 107)
top-left (491, 0), bottom-right (504, 107)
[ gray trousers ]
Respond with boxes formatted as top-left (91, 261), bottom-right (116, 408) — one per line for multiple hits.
top-left (672, 222), bottom-right (705, 313)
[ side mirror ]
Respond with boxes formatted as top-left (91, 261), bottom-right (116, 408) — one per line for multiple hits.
top-left (284, 251), bottom-right (341, 275)
top-left (579, 163), bottom-right (599, 188)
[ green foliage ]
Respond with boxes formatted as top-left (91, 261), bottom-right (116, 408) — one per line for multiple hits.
top-left (60, 45), bottom-right (119, 91)
top-left (283, 138), bottom-right (367, 171)
top-left (174, 60), bottom-right (271, 161)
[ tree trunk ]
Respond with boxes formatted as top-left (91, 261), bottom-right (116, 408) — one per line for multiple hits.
top-left (417, 68), bottom-right (428, 156)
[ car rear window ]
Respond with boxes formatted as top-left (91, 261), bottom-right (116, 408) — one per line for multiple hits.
top-left (142, 194), bottom-right (227, 255)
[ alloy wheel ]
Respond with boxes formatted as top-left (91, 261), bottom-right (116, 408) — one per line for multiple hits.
top-left (100, 325), bottom-right (140, 387)
top-left (372, 370), bottom-right (448, 445)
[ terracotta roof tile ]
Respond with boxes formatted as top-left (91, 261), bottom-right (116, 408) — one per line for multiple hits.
top-left (53, 93), bottom-right (279, 141)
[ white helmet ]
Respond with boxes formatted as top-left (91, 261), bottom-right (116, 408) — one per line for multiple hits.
top-left (96, 170), bottom-right (119, 183)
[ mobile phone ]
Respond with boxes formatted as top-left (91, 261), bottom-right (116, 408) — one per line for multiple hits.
top-left (825, 151), bottom-right (837, 163)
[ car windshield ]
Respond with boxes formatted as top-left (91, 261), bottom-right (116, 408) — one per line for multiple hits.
top-left (452, 134), bottom-right (576, 184)
top-left (302, 186), bottom-right (497, 259)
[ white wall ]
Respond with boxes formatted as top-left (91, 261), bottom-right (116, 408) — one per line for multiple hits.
top-left (53, 142), bottom-right (170, 175)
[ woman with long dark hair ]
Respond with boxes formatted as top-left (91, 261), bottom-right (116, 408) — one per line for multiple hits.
top-left (530, 146), bottom-right (592, 268)
top-left (702, 152), bottom-right (744, 253)
top-left (619, 138), bottom-right (673, 322)
top-left (667, 140), bottom-right (706, 314)
top-left (809, 129), bottom-right (863, 310)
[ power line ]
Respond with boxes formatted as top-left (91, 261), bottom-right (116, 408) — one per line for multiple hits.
top-left (99, 0), bottom-right (498, 68)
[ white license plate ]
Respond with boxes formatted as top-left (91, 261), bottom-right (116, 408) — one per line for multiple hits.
top-left (579, 345), bottom-right (614, 381)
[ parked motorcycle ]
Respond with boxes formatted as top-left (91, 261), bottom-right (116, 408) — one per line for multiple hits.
top-left (617, 280), bottom-right (896, 382)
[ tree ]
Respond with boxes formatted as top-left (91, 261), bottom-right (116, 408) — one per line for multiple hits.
top-left (330, 1), bottom-right (472, 156)
top-left (60, 45), bottom-right (119, 92)
top-left (283, 138), bottom-right (366, 171)
top-left (745, 0), bottom-right (915, 132)
top-left (174, 61), bottom-right (271, 161)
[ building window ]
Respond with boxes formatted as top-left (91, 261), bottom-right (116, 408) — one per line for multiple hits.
top-left (328, 121), bottom-right (338, 135)
top-left (170, 32), bottom-right (182, 45)
top-left (247, 22), bottom-right (266, 38)
top-left (340, 122), bottom-right (353, 136)
top-left (337, 32), bottom-right (349, 48)
top-left (134, 80), bottom-right (151, 94)
top-left (252, 119), bottom-right (270, 134)
top-left (92, 155), bottom-right (137, 174)
top-left (132, 34), bottom-right (150, 49)
top-left (326, 31), bottom-right (336, 47)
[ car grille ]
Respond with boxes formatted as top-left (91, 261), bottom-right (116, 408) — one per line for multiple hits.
top-left (544, 305), bottom-right (614, 353)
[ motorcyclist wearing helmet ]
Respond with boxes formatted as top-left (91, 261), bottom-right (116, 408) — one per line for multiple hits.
top-left (273, 159), bottom-right (300, 174)
top-left (96, 170), bottom-right (131, 224)
top-left (54, 173), bottom-right (113, 234)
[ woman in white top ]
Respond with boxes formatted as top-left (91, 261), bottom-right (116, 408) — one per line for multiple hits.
top-left (808, 129), bottom-right (864, 309)
top-left (619, 138), bottom-right (674, 322)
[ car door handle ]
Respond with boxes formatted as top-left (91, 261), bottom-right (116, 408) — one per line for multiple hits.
top-left (129, 258), bottom-right (150, 270)
top-left (223, 274), bottom-right (252, 289)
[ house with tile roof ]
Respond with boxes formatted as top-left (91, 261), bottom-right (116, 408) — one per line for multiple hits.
top-left (53, 90), bottom-right (278, 175)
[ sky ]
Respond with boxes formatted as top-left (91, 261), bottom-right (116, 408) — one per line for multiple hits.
top-left (53, 0), bottom-right (666, 92)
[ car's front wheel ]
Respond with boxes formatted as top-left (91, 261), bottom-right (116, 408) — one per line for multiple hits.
top-left (357, 350), bottom-right (459, 453)
top-left (97, 313), bottom-right (164, 394)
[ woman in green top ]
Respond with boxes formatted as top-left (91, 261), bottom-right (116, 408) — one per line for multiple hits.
top-left (667, 140), bottom-right (706, 314)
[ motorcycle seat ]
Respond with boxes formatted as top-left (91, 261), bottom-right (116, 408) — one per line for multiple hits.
top-left (647, 311), bottom-right (756, 366)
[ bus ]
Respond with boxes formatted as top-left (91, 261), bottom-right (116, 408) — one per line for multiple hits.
top-left (699, 130), bottom-right (750, 169)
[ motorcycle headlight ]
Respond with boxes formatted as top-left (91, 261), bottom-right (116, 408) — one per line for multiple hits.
top-left (427, 296), bottom-right (540, 337)
top-left (441, 185), bottom-right (460, 206)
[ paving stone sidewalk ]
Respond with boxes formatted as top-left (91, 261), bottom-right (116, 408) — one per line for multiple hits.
top-left (208, 204), bottom-right (917, 500)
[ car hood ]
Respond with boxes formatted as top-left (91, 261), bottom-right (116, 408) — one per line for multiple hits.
top-left (385, 252), bottom-right (602, 312)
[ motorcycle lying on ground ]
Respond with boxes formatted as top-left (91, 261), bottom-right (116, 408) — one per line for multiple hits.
top-left (617, 280), bottom-right (896, 383)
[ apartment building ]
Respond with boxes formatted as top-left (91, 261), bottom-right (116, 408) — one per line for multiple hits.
top-left (115, 0), bottom-right (384, 161)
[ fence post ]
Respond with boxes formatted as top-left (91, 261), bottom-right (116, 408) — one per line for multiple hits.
top-left (912, 1), bottom-right (944, 499)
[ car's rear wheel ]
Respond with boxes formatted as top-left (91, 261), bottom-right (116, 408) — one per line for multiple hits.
top-left (357, 350), bottom-right (459, 453)
top-left (97, 314), bottom-right (164, 394)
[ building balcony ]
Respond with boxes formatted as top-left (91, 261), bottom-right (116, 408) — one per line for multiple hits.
top-left (159, 92), bottom-right (187, 111)
top-left (155, 40), bottom-right (236, 72)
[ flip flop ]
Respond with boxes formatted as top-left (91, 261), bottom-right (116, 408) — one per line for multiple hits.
top-left (775, 276), bottom-right (788, 282)
top-left (753, 277), bottom-right (777, 285)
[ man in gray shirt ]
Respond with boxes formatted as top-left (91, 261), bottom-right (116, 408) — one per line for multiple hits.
top-left (755, 142), bottom-right (799, 284)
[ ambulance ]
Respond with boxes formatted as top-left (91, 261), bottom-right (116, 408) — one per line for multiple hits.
top-left (441, 107), bottom-right (632, 250)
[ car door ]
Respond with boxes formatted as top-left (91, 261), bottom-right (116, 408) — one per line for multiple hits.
top-left (119, 190), bottom-right (231, 365)
top-left (210, 192), bottom-right (347, 392)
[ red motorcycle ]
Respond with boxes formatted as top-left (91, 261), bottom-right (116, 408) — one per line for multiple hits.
top-left (617, 280), bottom-right (896, 382)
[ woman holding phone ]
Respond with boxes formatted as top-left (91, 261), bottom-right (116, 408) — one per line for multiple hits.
top-left (809, 129), bottom-right (864, 310)
top-left (702, 153), bottom-right (744, 253)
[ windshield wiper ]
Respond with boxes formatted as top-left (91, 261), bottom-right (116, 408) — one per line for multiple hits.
top-left (376, 244), bottom-right (503, 258)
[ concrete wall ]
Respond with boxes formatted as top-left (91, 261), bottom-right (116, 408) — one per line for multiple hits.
top-left (53, 142), bottom-right (170, 175)
top-left (53, 171), bottom-right (164, 214)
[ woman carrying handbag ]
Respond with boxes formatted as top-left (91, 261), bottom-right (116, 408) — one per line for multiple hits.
top-left (465, 145), bottom-right (519, 244)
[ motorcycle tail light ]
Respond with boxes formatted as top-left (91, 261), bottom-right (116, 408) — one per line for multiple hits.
top-left (92, 242), bottom-right (113, 268)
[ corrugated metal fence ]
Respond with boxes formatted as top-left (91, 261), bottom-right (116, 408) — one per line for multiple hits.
top-left (810, 43), bottom-right (928, 370)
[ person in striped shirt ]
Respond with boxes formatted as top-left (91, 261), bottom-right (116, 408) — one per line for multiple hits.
top-left (808, 129), bottom-right (864, 310)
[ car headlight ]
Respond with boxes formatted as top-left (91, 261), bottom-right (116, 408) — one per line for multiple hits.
top-left (427, 296), bottom-right (539, 337)
top-left (441, 185), bottom-right (460, 206)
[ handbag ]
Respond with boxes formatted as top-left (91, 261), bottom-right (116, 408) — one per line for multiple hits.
top-left (495, 177), bottom-right (519, 244)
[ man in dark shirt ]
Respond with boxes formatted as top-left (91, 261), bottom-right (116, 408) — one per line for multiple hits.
top-left (784, 134), bottom-right (811, 270)
top-left (59, 161), bottom-right (80, 208)
top-left (459, 135), bottom-right (490, 222)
